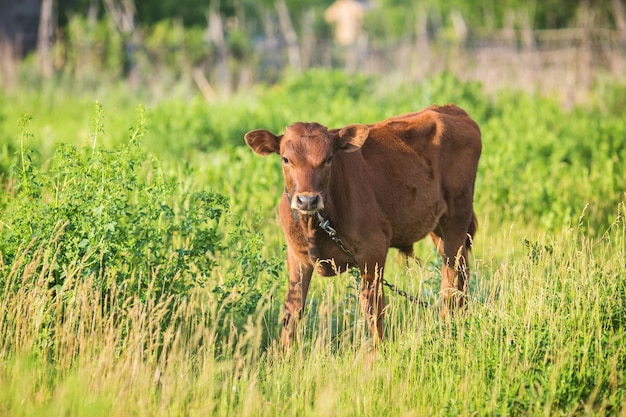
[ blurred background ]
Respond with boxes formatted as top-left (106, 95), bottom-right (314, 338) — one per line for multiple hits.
top-left (1, 0), bottom-right (625, 107)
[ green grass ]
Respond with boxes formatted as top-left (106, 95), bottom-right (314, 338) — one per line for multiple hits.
top-left (0, 70), bottom-right (625, 415)
top-left (0, 218), bottom-right (624, 416)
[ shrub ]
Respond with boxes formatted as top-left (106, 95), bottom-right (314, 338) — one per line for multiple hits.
top-left (0, 104), bottom-right (280, 356)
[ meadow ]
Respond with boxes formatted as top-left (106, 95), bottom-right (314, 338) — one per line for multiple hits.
top-left (0, 70), bottom-right (625, 416)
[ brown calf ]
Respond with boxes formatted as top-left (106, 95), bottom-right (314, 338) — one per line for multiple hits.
top-left (244, 104), bottom-right (482, 347)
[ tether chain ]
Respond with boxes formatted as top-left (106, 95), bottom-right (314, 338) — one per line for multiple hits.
top-left (314, 212), bottom-right (427, 307)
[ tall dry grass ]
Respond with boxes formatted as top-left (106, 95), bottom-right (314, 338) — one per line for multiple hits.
top-left (0, 204), bottom-right (624, 416)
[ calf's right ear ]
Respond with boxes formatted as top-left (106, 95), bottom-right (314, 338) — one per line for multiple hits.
top-left (244, 130), bottom-right (281, 156)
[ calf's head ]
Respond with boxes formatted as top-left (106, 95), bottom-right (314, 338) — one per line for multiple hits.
top-left (245, 122), bottom-right (369, 214)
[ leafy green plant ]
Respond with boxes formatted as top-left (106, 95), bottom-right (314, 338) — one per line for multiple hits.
top-left (3, 105), bottom-right (222, 299)
top-left (0, 104), bottom-right (281, 358)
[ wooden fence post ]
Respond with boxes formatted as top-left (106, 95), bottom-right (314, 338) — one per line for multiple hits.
top-left (276, 0), bottom-right (302, 72)
top-left (37, 0), bottom-right (54, 78)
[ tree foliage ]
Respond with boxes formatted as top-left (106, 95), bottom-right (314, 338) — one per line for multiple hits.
top-left (48, 0), bottom-right (625, 31)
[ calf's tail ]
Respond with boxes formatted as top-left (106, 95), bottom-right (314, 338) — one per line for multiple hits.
top-left (466, 211), bottom-right (478, 250)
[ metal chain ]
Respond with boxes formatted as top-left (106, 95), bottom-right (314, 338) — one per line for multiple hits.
top-left (315, 212), bottom-right (427, 307)
top-left (315, 212), bottom-right (357, 262)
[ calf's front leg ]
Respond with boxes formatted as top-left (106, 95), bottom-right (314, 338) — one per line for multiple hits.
top-left (281, 247), bottom-right (313, 347)
top-left (359, 263), bottom-right (386, 347)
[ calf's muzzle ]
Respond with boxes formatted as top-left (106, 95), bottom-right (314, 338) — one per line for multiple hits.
top-left (292, 193), bottom-right (323, 213)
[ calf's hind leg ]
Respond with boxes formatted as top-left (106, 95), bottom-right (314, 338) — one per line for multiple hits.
top-left (430, 210), bottom-right (474, 318)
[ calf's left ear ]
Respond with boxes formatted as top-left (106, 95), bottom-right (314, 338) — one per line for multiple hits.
top-left (335, 124), bottom-right (369, 153)
top-left (244, 129), bottom-right (282, 156)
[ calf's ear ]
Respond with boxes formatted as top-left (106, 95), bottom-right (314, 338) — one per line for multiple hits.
top-left (244, 129), bottom-right (281, 155)
top-left (335, 124), bottom-right (369, 153)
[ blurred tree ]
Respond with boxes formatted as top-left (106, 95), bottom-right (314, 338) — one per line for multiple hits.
top-left (6, 0), bottom-right (619, 38)
top-left (370, 0), bottom-right (621, 31)
top-left (1, 0), bottom-right (624, 88)
top-left (0, 0), bottom-right (42, 56)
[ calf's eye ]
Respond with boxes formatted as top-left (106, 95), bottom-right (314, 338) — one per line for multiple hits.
top-left (282, 157), bottom-right (289, 165)
top-left (325, 156), bottom-right (333, 165)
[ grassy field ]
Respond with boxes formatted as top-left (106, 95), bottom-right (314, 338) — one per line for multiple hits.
top-left (0, 71), bottom-right (625, 416)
